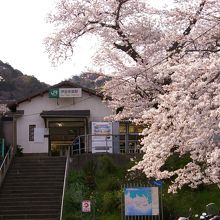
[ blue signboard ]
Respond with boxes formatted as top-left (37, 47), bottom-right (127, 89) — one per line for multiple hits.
top-left (124, 187), bottom-right (159, 216)
top-left (152, 180), bottom-right (163, 187)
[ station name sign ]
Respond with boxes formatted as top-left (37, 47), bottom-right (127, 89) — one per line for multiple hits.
top-left (49, 88), bottom-right (82, 98)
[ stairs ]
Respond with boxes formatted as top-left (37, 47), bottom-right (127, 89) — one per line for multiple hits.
top-left (0, 155), bottom-right (66, 220)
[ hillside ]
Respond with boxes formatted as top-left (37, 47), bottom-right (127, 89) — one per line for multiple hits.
top-left (0, 60), bottom-right (48, 101)
top-left (70, 72), bottom-right (111, 91)
top-left (0, 60), bottom-right (111, 101)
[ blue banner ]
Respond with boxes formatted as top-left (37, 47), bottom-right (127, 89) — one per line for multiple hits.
top-left (124, 187), bottom-right (159, 216)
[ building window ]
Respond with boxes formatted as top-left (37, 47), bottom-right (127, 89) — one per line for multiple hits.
top-left (29, 125), bottom-right (36, 141)
top-left (119, 122), bottom-right (145, 153)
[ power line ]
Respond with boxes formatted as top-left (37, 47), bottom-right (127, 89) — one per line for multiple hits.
top-left (103, 20), bottom-right (220, 93)
top-left (19, 19), bottom-right (220, 118)
top-left (21, 95), bottom-right (95, 117)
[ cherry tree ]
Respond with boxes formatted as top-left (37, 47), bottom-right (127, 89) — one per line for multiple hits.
top-left (45, 0), bottom-right (220, 193)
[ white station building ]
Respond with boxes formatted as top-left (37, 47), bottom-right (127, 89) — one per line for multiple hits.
top-left (4, 81), bottom-right (143, 155)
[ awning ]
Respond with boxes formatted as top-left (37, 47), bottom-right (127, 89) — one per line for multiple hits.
top-left (40, 110), bottom-right (90, 118)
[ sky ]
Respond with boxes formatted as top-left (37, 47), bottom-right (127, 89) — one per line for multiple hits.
top-left (0, 0), bottom-right (171, 85)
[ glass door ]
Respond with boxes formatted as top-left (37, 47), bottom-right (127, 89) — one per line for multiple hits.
top-left (48, 120), bottom-right (85, 155)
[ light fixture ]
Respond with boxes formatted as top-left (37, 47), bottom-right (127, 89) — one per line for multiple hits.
top-left (57, 123), bottom-right (62, 127)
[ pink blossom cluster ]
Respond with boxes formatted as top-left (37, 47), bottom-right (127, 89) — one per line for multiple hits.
top-left (46, 0), bottom-right (220, 193)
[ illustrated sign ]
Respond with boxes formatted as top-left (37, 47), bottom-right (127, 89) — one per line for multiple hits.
top-left (91, 122), bottom-right (113, 153)
top-left (82, 200), bottom-right (91, 213)
top-left (124, 187), bottom-right (159, 216)
top-left (92, 122), bottom-right (112, 140)
top-left (49, 88), bottom-right (82, 98)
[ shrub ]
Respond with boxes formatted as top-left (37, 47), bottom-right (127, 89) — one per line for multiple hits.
top-left (98, 176), bottom-right (121, 191)
top-left (82, 160), bottom-right (97, 190)
top-left (98, 155), bottom-right (117, 174)
top-left (16, 145), bottom-right (23, 156)
top-left (102, 191), bottom-right (121, 214)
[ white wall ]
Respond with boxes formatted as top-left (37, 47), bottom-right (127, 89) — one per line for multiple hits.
top-left (16, 91), bottom-right (113, 153)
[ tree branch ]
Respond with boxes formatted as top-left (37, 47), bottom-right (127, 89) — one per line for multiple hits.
top-left (112, 0), bottom-right (144, 63)
top-left (168, 0), bottom-right (207, 53)
top-left (113, 42), bottom-right (143, 62)
top-left (208, 72), bottom-right (220, 84)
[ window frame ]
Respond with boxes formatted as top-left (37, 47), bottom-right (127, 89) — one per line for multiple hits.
top-left (29, 125), bottom-right (36, 142)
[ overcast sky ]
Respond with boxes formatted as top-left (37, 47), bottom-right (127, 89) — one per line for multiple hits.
top-left (0, 0), bottom-right (171, 85)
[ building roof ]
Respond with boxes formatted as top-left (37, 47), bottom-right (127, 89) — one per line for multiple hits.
top-left (40, 110), bottom-right (90, 118)
top-left (8, 81), bottom-right (104, 110)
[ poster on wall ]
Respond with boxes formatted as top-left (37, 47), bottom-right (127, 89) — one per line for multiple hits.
top-left (34, 128), bottom-right (45, 143)
top-left (91, 122), bottom-right (113, 153)
top-left (124, 187), bottom-right (159, 216)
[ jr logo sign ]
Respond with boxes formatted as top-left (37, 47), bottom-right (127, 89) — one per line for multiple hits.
top-left (48, 88), bottom-right (59, 98)
top-left (48, 88), bottom-right (82, 98)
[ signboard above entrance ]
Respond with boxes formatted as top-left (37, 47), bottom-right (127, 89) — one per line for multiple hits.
top-left (49, 88), bottom-right (82, 98)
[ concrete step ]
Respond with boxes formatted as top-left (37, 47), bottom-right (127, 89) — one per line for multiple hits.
top-left (0, 197), bottom-right (61, 207)
top-left (1, 188), bottom-right (63, 194)
top-left (13, 157), bottom-right (66, 163)
top-left (1, 185), bottom-right (63, 192)
top-left (0, 192), bottom-right (62, 199)
top-left (0, 211), bottom-right (59, 220)
top-left (2, 179), bottom-right (63, 185)
top-left (10, 168), bottom-right (65, 172)
top-left (3, 180), bottom-right (63, 187)
top-left (0, 208), bottom-right (60, 215)
top-left (11, 161), bottom-right (66, 167)
top-left (0, 212), bottom-right (60, 219)
top-left (7, 169), bottom-right (65, 174)
top-left (0, 203), bottom-right (60, 210)
top-left (0, 155), bottom-right (66, 219)
top-left (5, 174), bottom-right (64, 180)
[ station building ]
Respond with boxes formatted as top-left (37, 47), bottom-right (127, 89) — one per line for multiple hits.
top-left (4, 81), bottom-right (143, 155)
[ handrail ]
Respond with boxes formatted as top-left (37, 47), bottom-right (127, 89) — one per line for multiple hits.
top-left (0, 145), bottom-right (15, 188)
top-left (60, 147), bottom-right (70, 220)
top-left (70, 134), bottom-right (142, 155)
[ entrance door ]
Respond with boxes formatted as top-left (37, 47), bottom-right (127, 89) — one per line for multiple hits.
top-left (48, 120), bottom-right (86, 155)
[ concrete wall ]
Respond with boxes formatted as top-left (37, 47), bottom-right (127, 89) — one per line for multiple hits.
top-left (16, 91), bottom-right (113, 154)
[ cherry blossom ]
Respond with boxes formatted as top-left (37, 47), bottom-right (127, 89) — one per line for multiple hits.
top-left (45, 0), bottom-right (220, 192)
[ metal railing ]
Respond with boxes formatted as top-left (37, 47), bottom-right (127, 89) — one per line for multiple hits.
top-left (69, 134), bottom-right (143, 156)
top-left (60, 147), bottom-right (70, 220)
top-left (0, 145), bottom-right (15, 188)
top-left (50, 134), bottom-right (143, 156)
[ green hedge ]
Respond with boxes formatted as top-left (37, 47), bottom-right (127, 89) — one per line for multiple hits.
top-left (62, 155), bottom-right (220, 220)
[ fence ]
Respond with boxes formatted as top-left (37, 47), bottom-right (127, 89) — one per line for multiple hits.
top-left (0, 145), bottom-right (15, 188)
top-left (60, 147), bottom-right (70, 220)
top-left (67, 134), bottom-right (143, 156)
